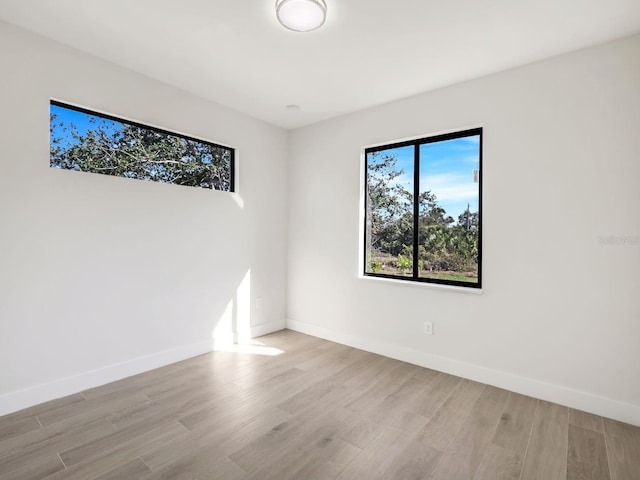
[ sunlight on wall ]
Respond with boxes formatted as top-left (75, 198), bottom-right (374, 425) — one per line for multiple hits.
top-left (231, 192), bottom-right (244, 209)
top-left (235, 270), bottom-right (252, 343)
top-left (212, 270), bottom-right (260, 349)
top-left (212, 299), bottom-right (235, 348)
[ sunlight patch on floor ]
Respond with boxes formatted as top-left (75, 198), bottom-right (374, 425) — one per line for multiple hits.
top-left (214, 341), bottom-right (284, 356)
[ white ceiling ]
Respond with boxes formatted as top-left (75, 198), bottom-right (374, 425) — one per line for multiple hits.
top-left (1, 0), bottom-right (639, 129)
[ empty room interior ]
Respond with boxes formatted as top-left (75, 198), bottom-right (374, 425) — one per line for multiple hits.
top-left (1, 1), bottom-right (639, 479)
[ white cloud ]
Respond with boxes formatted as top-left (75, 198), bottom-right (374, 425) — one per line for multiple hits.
top-left (421, 173), bottom-right (477, 202)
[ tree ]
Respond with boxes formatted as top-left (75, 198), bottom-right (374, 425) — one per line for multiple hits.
top-left (50, 113), bottom-right (231, 190)
top-left (458, 205), bottom-right (479, 230)
top-left (418, 191), bottom-right (454, 227)
top-left (366, 152), bottom-right (413, 257)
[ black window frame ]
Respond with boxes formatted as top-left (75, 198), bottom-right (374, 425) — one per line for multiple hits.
top-left (363, 127), bottom-right (483, 289)
top-left (50, 100), bottom-right (235, 192)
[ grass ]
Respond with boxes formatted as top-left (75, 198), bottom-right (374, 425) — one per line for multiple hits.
top-left (368, 251), bottom-right (477, 283)
top-left (419, 271), bottom-right (477, 283)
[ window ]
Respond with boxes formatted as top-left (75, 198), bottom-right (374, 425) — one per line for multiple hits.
top-left (364, 128), bottom-right (482, 288)
top-left (50, 101), bottom-right (234, 191)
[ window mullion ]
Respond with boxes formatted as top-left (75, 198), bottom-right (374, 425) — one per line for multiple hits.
top-left (412, 143), bottom-right (420, 279)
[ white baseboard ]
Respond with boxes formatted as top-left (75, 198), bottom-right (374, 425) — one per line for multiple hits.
top-left (0, 320), bottom-right (288, 418)
top-left (4, 318), bottom-right (636, 426)
top-left (251, 319), bottom-right (287, 338)
top-left (286, 319), bottom-right (640, 426)
top-left (0, 339), bottom-right (215, 417)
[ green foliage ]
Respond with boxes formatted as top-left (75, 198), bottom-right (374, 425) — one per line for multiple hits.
top-left (458, 208), bottom-right (479, 230)
top-left (395, 253), bottom-right (412, 274)
top-left (366, 152), bottom-right (413, 256)
top-left (50, 112), bottom-right (231, 190)
top-left (368, 260), bottom-right (382, 273)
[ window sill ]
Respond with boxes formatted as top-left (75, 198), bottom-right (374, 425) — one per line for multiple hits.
top-left (359, 274), bottom-right (483, 294)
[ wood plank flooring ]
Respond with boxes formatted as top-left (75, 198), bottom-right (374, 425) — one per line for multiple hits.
top-left (1, 329), bottom-right (638, 479)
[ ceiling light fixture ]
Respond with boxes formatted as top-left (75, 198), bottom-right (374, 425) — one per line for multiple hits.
top-left (276, 0), bottom-right (327, 32)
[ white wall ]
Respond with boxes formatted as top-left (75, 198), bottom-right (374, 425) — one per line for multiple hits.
top-left (0, 22), bottom-right (288, 414)
top-left (287, 34), bottom-right (640, 424)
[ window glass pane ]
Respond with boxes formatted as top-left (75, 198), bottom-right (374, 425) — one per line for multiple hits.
top-left (50, 102), bottom-right (233, 191)
top-left (418, 135), bottom-right (480, 284)
top-left (365, 145), bottom-right (414, 277)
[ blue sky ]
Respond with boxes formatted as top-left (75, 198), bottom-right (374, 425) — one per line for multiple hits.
top-left (385, 135), bottom-right (480, 221)
top-left (50, 104), bottom-right (122, 148)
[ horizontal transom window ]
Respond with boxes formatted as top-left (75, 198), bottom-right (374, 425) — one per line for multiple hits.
top-left (50, 100), bottom-right (234, 191)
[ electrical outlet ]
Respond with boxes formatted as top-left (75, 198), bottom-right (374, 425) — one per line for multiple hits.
top-left (256, 298), bottom-right (263, 310)
top-left (423, 321), bottom-right (433, 335)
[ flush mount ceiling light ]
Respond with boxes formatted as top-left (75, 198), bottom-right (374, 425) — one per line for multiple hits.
top-left (276, 0), bottom-right (327, 32)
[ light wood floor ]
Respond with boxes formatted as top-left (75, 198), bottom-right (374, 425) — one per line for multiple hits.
top-left (1, 330), bottom-right (639, 480)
